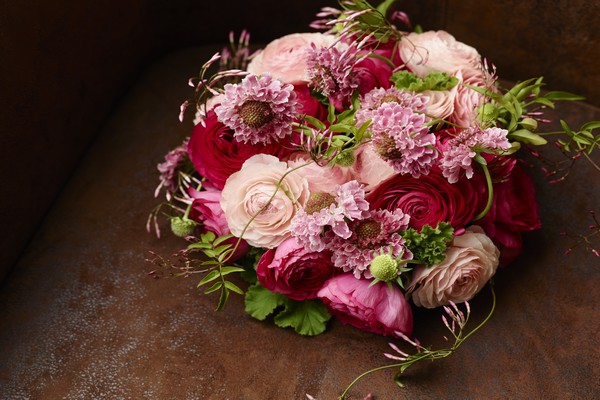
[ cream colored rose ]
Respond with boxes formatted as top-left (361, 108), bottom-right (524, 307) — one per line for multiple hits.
top-left (220, 154), bottom-right (310, 248)
top-left (247, 32), bottom-right (336, 83)
top-left (350, 143), bottom-right (397, 193)
top-left (286, 152), bottom-right (353, 193)
top-left (398, 30), bottom-right (482, 78)
top-left (408, 226), bottom-right (499, 308)
top-left (421, 88), bottom-right (456, 121)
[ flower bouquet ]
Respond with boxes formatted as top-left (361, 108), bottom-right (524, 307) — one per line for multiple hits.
top-left (148, 0), bottom-right (600, 396)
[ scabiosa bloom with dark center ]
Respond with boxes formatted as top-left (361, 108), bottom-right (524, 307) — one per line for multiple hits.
top-left (214, 74), bottom-right (297, 145)
top-left (291, 180), bottom-right (370, 252)
top-left (155, 138), bottom-right (190, 200)
top-left (355, 87), bottom-right (429, 127)
top-left (369, 102), bottom-right (438, 178)
top-left (306, 43), bottom-right (360, 107)
top-left (327, 209), bottom-right (412, 279)
top-left (439, 126), bottom-right (510, 183)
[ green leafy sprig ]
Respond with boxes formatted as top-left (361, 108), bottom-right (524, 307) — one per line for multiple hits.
top-left (245, 283), bottom-right (332, 336)
top-left (401, 222), bottom-right (454, 266)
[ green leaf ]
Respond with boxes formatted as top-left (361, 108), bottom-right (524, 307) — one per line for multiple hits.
top-left (220, 266), bottom-right (245, 276)
top-left (581, 121), bottom-right (600, 131)
top-left (223, 280), bottom-right (244, 295)
top-left (274, 299), bottom-right (331, 336)
top-left (544, 91), bottom-right (585, 101)
top-left (212, 234), bottom-right (234, 247)
top-left (215, 287), bottom-right (229, 311)
top-left (197, 270), bottom-right (220, 287)
top-left (203, 280), bottom-right (223, 294)
top-left (509, 129), bottom-right (548, 145)
top-left (375, 0), bottom-right (397, 15)
top-left (244, 283), bottom-right (287, 320)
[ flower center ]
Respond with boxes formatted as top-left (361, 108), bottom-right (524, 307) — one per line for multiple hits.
top-left (374, 133), bottom-right (403, 160)
top-left (354, 219), bottom-right (382, 242)
top-left (304, 192), bottom-right (336, 214)
top-left (239, 100), bottom-right (275, 128)
top-left (379, 94), bottom-right (401, 105)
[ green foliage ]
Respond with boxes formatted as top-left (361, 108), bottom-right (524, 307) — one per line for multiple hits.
top-left (401, 222), bottom-right (454, 266)
top-left (245, 283), bottom-right (332, 336)
top-left (189, 232), bottom-right (247, 311)
top-left (391, 70), bottom-right (459, 92)
top-left (334, 0), bottom-right (402, 43)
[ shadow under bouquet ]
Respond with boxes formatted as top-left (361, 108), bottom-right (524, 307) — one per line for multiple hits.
top-left (148, 0), bottom-right (600, 396)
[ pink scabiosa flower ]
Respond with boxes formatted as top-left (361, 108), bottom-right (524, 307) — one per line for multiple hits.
top-left (369, 102), bottom-right (438, 178)
top-left (327, 209), bottom-right (412, 278)
top-left (439, 126), bottom-right (510, 183)
top-left (355, 87), bottom-right (429, 127)
top-left (306, 43), bottom-right (360, 107)
top-left (291, 180), bottom-right (370, 252)
top-left (155, 138), bottom-right (189, 200)
top-left (214, 74), bottom-right (298, 145)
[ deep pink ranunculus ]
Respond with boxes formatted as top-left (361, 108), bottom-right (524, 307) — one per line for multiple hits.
top-left (293, 83), bottom-right (328, 121)
top-left (478, 163), bottom-right (541, 264)
top-left (188, 185), bottom-right (249, 260)
top-left (256, 237), bottom-right (338, 301)
top-left (354, 49), bottom-right (394, 95)
top-left (187, 110), bottom-right (287, 189)
top-left (317, 273), bottom-right (413, 338)
top-left (366, 167), bottom-right (483, 231)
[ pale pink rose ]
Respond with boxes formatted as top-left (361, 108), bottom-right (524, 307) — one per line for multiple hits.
top-left (247, 33), bottom-right (336, 84)
top-left (421, 88), bottom-right (456, 121)
top-left (287, 152), bottom-right (353, 193)
top-left (220, 154), bottom-right (310, 248)
top-left (350, 143), bottom-right (397, 192)
top-left (408, 226), bottom-right (499, 308)
top-left (398, 31), bottom-right (482, 78)
top-left (449, 70), bottom-right (488, 128)
top-left (317, 273), bottom-right (413, 337)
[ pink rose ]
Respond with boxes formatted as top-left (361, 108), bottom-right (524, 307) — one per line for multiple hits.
top-left (449, 70), bottom-right (487, 128)
top-left (408, 226), bottom-right (499, 308)
top-left (398, 31), bottom-right (482, 78)
top-left (220, 154), bottom-right (310, 248)
top-left (287, 152), bottom-right (353, 193)
top-left (366, 167), bottom-right (483, 230)
top-left (187, 110), bottom-right (288, 189)
top-left (188, 185), bottom-right (249, 260)
top-left (478, 163), bottom-right (541, 264)
top-left (317, 273), bottom-right (413, 337)
top-left (247, 33), bottom-right (336, 83)
top-left (256, 237), bottom-right (338, 300)
top-left (350, 143), bottom-right (397, 193)
top-left (421, 88), bottom-right (456, 121)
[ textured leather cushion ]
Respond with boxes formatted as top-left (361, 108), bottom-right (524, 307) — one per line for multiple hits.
top-left (0, 46), bottom-right (598, 399)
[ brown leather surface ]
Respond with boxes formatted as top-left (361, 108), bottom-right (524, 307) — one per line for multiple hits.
top-left (0, 45), bottom-right (598, 399)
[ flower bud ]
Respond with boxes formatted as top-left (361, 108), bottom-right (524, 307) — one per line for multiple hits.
top-left (170, 217), bottom-right (197, 237)
top-left (369, 253), bottom-right (399, 282)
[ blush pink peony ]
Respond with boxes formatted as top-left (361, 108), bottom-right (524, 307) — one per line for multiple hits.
top-left (220, 154), bottom-right (310, 248)
top-left (247, 32), bottom-right (336, 84)
top-left (408, 226), bottom-right (500, 308)
top-left (317, 273), bottom-right (413, 337)
top-left (256, 237), bottom-right (338, 301)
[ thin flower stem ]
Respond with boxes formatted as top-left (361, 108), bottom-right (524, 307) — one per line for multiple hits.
top-left (472, 162), bottom-right (493, 221)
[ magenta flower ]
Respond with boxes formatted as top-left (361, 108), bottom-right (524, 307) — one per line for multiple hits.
top-left (369, 102), bottom-right (438, 178)
top-left (317, 273), bottom-right (413, 337)
top-left (327, 209), bottom-right (412, 278)
top-left (214, 74), bottom-right (298, 145)
top-left (155, 138), bottom-right (189, 199)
